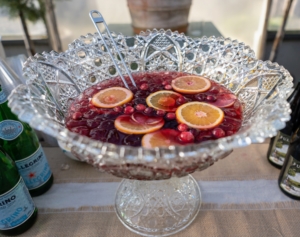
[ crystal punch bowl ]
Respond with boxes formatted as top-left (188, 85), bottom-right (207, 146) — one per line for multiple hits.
top-left (8, 30), bottom-right (293, 236)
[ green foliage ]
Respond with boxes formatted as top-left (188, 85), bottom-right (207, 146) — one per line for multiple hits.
top-left (0, 0), bottom-right (43, 23)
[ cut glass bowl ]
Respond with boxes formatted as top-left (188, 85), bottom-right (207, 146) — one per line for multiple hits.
top-left (8, 29), bottom-right (293, 236)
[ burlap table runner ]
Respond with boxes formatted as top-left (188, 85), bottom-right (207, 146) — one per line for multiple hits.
top-left (2, 143), bottom-right (300, 237)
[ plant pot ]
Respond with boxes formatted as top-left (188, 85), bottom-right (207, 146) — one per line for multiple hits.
top-left (127, 0), bottom-right (192, 34)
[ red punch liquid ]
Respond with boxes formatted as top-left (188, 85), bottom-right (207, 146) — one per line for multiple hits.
top-left (66, 71), bottom-right (243, 147)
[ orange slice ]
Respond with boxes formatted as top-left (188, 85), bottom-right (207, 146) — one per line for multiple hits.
top-left (176, 102), bottom-right (224, 129)
top-left (171, 76), bottom-right (211, 94)
top-left (142, 129), bottom-right (182, 148)
top-left (146, 90), bottom-right (181, 111)
top-left (91, 87), bottom-right (133, 108)
top-left (115, 115), bottom-right (164, 135)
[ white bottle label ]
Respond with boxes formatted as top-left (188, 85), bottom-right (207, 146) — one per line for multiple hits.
top-left (269, 132), bottom-right (291, 166)
top-left (0, 178), bottom-right (35, 230)
top-left (0, 120), bottom-right (24, 141)
top-left (280, 156), bottom-right (300, 197)
top-left (15, 145), bottom-right (52, 190)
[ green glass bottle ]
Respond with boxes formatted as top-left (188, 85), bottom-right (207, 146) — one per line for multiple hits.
top-left (0, 147), bottom-right (38, 236)
top-left (0, 84), bottom-right (53, 197)
top-left (278, 127), bottom-right (300, 199)
top-left (267, 82), bottom-right (300, 168)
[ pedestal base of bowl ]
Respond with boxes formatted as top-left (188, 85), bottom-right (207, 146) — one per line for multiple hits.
top-left (115, 175), bottom-right (201, 236)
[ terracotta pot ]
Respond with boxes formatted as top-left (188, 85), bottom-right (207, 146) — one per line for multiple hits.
top-left (127, 0), bottom-right (192, 34)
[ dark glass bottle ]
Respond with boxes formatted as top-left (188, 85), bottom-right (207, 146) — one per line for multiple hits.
top-left (267, 82), bottom-right (300, 168)
top-left (0, 147), bottom-right (38, 236)
top-left (278, 127), bottom-right (300, 199)
top-left (0, 78), bottom-right (53, 197)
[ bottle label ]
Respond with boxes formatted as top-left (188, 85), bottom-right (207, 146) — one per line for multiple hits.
top-left (0, 90), bottom-right (7, 104)
top-left (15, 145), bottom-right (52, 190)
top-left (0, 120), bottom-right (24, 141)
top-left (0, 178), bottom-right (35, 230)
top-left (280, 156), bottom-right (300, 197)
top-left (269, 132), bottom-right (291, 166)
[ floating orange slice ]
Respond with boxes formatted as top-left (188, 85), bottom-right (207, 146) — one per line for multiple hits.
top-left (146, 90), bottom-right (181, 111)
top-left (142, 129), bottom-right (182, 148)
top-left (176, 102), bottom-right (224, 129)
top-left (171, 75), bottom-right (211, 94)
top-left (115, 115), bottom-right (164, 135)
top-left (91, 87), bottom-right (133, 108)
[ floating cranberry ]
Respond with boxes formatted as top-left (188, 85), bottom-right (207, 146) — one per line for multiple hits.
top-left (226, 131), bottom-right (234, 136)
top-left (206, 95), bottom-right (217, 102)
top-left (124, 106), bottom-right (134, 114)
top-left (89, 128), bottom-right (108, 141)
top-left (165, 112), bottom-right (176, 120)
top-left (162, 80), bottom-right (169, 86)
top-left (195, 93), bottom-right (207, 101)
top-left (156, 110), bottom-right (166, 117)
top-left (86, 119), bottom-right (101, 129)
top-left (176, 96), bottom-right (187, 106)
top-left (72, 112), bottom-right (83, 120)
top-left (140, 83), bottom-right (149, 90)
top-left (164, 84), bottom-right (172, 90)
top-left (209, 86), bottom-right (220, 94)
top-left (144, 107), bottom-right (154, 115)
top-left (178, 123), bottom-right (188, 132)
top-left (107, 129), bottom-right (120, 144)
top-left (83, 110), bottom-right (98, 119)
top-left (66, 119), bottom-right (87, 127)
top-left (136, 104), bottom-right (146, 111)
top-left (212, 128), bottom-right (225, 138)
top-left (179, 131), bottom-right (195, 143)
top-left (113, 106), bottom-right (123, 113)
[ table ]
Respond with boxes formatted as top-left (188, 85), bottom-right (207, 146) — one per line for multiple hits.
top-left (3, 142), bottom-right (300, 237)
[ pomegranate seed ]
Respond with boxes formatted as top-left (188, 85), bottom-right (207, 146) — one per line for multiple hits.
top-left (140, 83), bottom-right (149, 90)
top-left (72, 112), bottom-right (83, 120)
top-left (164, 84), bottom-right (172, 90)
top-left (176, 96), bottom-right (187, 106)
top-left (179, 131), bottom-right (194, 143)
top-left (136, 104), bottom-right (146, 111)
top-left (206, 95), bottom-right (217, 102)
top-left (195, 93), bottom-right (207, 101)
top-left (124, 106), bottom-right (134, 114)
top-left (166, 112), bottom-right (176, 120)
top-left (113, 106), bottom-right (123, 113)
top-left (144, 107), bottom-right (154, 115)
top-left (212, 128), bottom-right (225, 138)
top-left (178, 123), bottom-right (188, 132)
top-left (156, 110), bottom-right (166, 116)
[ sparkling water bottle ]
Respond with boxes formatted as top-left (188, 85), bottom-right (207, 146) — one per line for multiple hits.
top-left (0, 147), bottom-right (38, 236)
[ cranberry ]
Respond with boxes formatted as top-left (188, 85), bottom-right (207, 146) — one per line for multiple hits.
top-left (140, 83), bottom-right (149, 90)
top-left (87, 119), bottom-right (101, 129)
top-left (164, 84), bottom-right (172, 90)
top-left (206, 95), bottom-right (217, 102)
top-left (209, 86), bottom-right (220, 94)
top-left (124, 135), bottom-right (142, 146)
top-left (156, 110), bottom-right (166, 116)
top-left (113, 106), bottom-right (123, 113)
top-left (66, 119), bottom-right (87, 127)
top-left (165, 112), bottom-right (176, 120)
top-left (226, 131), bottom-right (234, 136)
top-left (176, 96), bottom-right (187, 106)
top-left (162, 80), bottom-right (169, 86)
top-left (179, 131), bottom-right (194, 143)
top-left (124, 106), bottom-right (134, 114)
top-left (136, 104), bottom-right (146, 111)
top-left (195, 93), bottom-right (207, 101)
top-left (144, 107), bottom-right (154, 115)
top-left (90, 128), bottom-right (108, 141)
top-left (212, 128), bottom-right (225, 138)
top-left (178, 123), bottom-right (188, 132)
top-left (83, 110), bottom-right (98, 119)
top-left (72, 112), bottom-right (83, 120)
